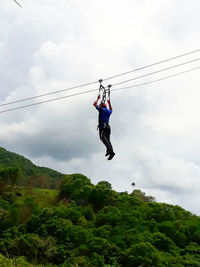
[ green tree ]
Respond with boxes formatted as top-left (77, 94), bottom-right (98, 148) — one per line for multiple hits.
top-left (125, 242), bottom-right (161, 267)
top-left (0, 167), bottom-right (21, 193)
top-left (96, 206), bottom-right (122, 227)
top-left (151, 232), bottom-right (176, 253)
top-left (90, 181), bottom-right (115, 209)
top-left (58, 174), bottom-right (91, 201)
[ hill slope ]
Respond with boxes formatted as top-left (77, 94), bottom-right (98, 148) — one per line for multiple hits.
top-left (0, 147), bottom-right (63, 185)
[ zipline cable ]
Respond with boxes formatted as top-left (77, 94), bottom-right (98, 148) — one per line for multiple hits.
top-left (1, 65), bottom-right (200, 114)
top-left (13, 0), bottom-right (22, 7)
top-left (1, 48), bottom-right (200, 107)
top-left (0, 88), bottom-right (97, 114)
top-left (103, 48), bottom-right (200, 82)
top-left (112, 66), bottom-right (200, 92)
top-left (0, 81), bottom-right (98, 107)
top-left (111, 57), bottom-right (200, 87)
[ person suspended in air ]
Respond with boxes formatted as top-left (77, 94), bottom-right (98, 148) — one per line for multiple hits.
top-left (93, 83), bottom-right (115, 160)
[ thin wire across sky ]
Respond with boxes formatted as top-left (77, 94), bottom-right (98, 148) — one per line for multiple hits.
top-left (1, 65), bottom-right (200, 114)
top-left (1, 48), bottom-right (200, 107)
top-left (12, 0), bottom-right (22, 8)
top-left (1, 48), bottom-right (200, 113)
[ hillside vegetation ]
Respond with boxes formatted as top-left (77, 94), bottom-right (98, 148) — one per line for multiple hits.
top-left (0, 148), bottom-right (200, 266)
top-left (0, 147), bottom-right (63, 188)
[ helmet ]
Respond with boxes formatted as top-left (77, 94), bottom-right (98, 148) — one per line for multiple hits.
top-left (100, 102), bottom-right (107, 108)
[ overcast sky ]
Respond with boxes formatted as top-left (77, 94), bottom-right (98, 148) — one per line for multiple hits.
top-left (1, 0), bottom-right (200, 215)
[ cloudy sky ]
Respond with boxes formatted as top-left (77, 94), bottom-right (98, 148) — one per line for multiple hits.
top-left (1, 0), bottom-right (200, 215)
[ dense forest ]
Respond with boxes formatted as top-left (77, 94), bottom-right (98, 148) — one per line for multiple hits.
top-left (0, 147), bottom-right (200, 266)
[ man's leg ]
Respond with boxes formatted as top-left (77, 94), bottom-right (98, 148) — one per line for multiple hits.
top-left (105, 125), bottom-right (115, 160)
top-left (104, 125), bottom-right (114, 153)
top-left (99, 128), bottom-right (112, 153)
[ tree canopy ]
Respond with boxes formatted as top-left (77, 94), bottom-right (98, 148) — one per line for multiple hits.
top-left (0, 172), bottom-right (200, 266)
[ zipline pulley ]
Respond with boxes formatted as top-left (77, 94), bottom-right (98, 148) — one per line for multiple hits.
top-left (98, 80), bottom-right (112, 105)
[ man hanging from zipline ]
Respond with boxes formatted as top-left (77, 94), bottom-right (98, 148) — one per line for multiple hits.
top-left (93, 80), bottom-right (115, 160)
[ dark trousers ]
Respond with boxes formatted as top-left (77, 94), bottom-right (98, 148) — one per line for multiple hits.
top-left (99, 123), bottom-right (113, 153)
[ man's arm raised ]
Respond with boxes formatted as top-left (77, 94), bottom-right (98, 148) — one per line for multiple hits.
top-left (93, 95), bottom-right (100, 108)
top-left (107, 100), bottom-right (112, 111)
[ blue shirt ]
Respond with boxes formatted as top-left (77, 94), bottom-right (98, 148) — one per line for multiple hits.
top-left (96, 105), bottom-right (112, 124)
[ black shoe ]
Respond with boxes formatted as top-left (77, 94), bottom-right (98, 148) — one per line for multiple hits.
top-left (108, 152), bottom-right (115, 160)
top-left (105, 151), bottom-right (110, 156)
